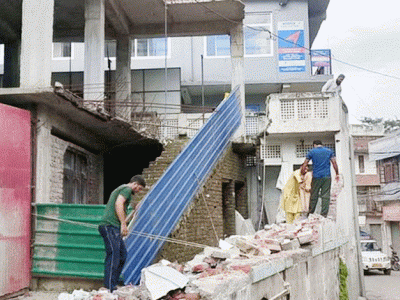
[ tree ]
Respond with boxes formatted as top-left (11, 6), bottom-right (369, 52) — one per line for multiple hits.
top-left (360, 117), bottom-right (400, 133)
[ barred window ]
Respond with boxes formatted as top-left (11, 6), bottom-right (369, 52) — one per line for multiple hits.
top-left (295, 143), bottom-right (335, 158)
top-left (159, 119), bottom-right (178, 139)
top-left (314, 98), bottom-right (329, 118)
top-left (63, 149), bottom-right (88, 204)
top-left (246, 116), bottom-right (259, 136)
top-left (246, 156), bottom-right (257, 167)
top-left (188, 119), bottom-right (204, 138)
top-left (280, 100), bottom-right (295, 120)
top-left (297, 99), bottom-right (312, 119)
top-left (261, 144), bottom-right (281, 159)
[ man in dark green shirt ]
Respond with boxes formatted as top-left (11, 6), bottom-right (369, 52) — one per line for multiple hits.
top-left (98, 175), bottom-right (146, 291)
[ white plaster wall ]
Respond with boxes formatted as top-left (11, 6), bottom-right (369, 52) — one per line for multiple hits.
top-left (267, 93), bottom-right (341, 134)
top-left (354, 153), bottom-right (377, 175)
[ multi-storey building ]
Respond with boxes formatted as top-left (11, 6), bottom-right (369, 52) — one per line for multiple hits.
top-left (350, 124), bottom-right (385, 240)
top-left (369, 130), bottom-right (400, 256)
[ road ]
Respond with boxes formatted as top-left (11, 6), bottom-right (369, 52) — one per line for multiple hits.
top-left (364, 270), bottom-right (400, 300)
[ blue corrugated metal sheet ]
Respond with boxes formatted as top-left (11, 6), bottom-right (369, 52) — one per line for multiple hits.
top-left (123, 87), bottom-right (242, 284)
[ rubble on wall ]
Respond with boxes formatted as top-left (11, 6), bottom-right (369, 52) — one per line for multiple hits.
top-left (57, 214), bottom-right (332, 300)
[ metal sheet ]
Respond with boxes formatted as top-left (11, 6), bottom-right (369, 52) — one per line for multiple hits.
top-left (0, 103), bottom-right (31, 297)
top-left (123, 87), bottom-right (242, 284)
top-left (33, 204), bottom-right (106, 279)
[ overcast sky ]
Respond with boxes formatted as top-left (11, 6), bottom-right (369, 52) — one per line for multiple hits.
top-left (312, 0), bottom-right (400, 124)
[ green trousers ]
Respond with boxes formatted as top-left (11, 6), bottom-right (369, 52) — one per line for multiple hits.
top-left (309, 177), bottom-right (331, 217)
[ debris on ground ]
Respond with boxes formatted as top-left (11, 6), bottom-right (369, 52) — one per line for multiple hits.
top-left (56, 214), bottom-right (331, 300)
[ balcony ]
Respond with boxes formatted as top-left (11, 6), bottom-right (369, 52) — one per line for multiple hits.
top-left (266, 92), bottom-right (347, 135)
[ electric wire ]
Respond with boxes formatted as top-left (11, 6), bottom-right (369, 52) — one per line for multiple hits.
top-left (192, 0), bottom-right (400, 81)
top-left (32, 213), bottom-right (208, 249)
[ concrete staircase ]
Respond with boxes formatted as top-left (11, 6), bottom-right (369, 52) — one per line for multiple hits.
top-left (135, 137), bottom-right (189, 203)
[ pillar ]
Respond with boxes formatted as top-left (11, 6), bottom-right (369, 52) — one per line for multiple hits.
top-left (230, 22), bottom-right (246, 141)
top-left (84, 0), bottom-right (105, 102)
top-left (115, 35), bottom-right (132, 121)
top-left (20, 0), bottom-right (54, 88)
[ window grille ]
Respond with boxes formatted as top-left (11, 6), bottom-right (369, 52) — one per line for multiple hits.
top-left (246, 156), bottom-right (257, 167)
top-left (246, 116), bottom-right (259, 135)
top-left (261, 144), bottom-right (281, 159)
top-left (295, 143), bottom-right (336, 158)
top-left (297, 99), bottom-right (312, 119)
top-left (280, 100), bottom-right (295, 120)
top-left (188, 119), bottom-right (205, 138)
top-left (314, 98), bottom-right (329, 118)
top-left (160, 119), bottom-right (178, 139)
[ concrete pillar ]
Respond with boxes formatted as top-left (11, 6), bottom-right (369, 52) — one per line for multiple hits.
top-left (3, 41), bottom-right (20, 88)
top-left (35, 107), bottom-right (52, 203)
top-left (115, 35), bottom-right (132, 121)
top-left (230, 22), bottom-right (246, 141)
top-left (84, 0), bottom-right (105, 103)
top-left (20, 0), bottom-right (54, 88)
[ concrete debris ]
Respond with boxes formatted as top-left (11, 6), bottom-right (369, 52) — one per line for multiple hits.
top-left (56, 214), bottom-right (331, 300)
top-left (141, 263), bottom-right (189, 300)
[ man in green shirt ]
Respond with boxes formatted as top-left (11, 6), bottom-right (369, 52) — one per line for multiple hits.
top-left (98, 175), bottom-right (146, 291)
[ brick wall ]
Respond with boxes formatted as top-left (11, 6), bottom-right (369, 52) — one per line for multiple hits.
top-left (155, 145), bottom-right (247, 263)
top-left (49, 135), bottom-right (103, 204)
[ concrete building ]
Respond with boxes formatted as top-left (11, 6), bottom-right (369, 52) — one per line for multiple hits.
top-left (350, 124), bottom-right (385, 243)
top-left (0, 0), bottom-right (364, 299)
top-left (0, 0), bottom-right (246, 297)
top-left (369, 130), bottom-right (400, 257)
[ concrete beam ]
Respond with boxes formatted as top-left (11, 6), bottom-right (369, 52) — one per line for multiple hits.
top-left (128, 20), bottom-right (234, 38)
top-left (106, 0), bottom-right (130, 35)
top-left (84, 0), bottom-right (105, 102)
top-left (20, 0), bottom-right (54, 88)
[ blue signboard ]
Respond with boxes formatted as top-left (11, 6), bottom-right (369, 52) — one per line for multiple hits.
top-left (278, 21), bottom-right (306, 73)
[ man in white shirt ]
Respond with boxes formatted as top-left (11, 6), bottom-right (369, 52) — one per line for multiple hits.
top-left (321, 74), bottom-right (345, 95)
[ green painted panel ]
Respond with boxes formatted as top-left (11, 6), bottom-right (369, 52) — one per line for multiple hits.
top-left (33, 203), bottom-right (106, 279)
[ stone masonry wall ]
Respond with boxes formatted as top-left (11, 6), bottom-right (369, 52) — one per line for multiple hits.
top-left (49, 134), bottom-right (103, 204)
top-left (155, 145), bottom-right (247, 263)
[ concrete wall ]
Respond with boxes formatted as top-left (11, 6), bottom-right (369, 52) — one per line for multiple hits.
top-left (354, 153), bottom-right (377, 175)
top-left (156, 146), bottom-right (247, 263)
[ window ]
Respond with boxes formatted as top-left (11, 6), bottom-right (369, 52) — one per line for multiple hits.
top-left (206, 35), bottom-right (230, 57)
top-left (132, 38), bottom-right (168, 57)
top-left (379, 157), bottom-right (399, 183)
top-left (63, 149), bottom-right (88, 204)
top-left (244, 24), bottom-right (272, 56)
top-left (53, 42), bottom-right (72, 58)
top-left (261, 144), bottom-right (281, 159)
top-left (358, 155), bottom-right (365, 173)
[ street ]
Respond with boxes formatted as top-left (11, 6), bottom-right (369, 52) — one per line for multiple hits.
top-left (364, 270), bottom-right (400, 300)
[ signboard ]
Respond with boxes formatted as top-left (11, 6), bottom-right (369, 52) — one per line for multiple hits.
top-left (311, 49), bottom-right (331, 75)
top-left (278, 21), bottom-right (305, 73)
top-left (383, 205), bottom-right (400, 221)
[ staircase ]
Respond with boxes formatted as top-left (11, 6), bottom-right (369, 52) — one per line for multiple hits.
top-left (123, 87), bottom-right (242, 284)
top-left (139, 138), bottom-right (189, 197)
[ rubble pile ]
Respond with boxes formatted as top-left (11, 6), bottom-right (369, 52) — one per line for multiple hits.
top-left (58, 214), bottom-right (331, 300)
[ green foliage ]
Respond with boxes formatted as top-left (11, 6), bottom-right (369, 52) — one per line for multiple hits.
top-left (360, 117), bottom-right (400, 133)
top-left (339, 258), bottom-right (349, 300)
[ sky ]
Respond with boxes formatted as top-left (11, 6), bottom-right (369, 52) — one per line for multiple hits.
top-left (312, 0), bottom-right (400, 124)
